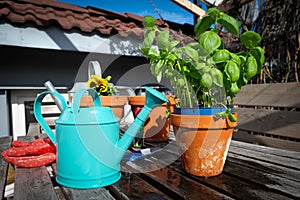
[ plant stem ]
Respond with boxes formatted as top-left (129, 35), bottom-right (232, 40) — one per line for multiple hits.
top-left (176, 61), bottom-right (193, 108)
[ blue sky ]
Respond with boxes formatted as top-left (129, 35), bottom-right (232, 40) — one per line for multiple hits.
top-left (58, 0), bottom-right (196, 25)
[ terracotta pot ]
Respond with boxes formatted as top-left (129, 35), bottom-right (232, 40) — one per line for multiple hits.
top-left (129, 95), bottom-right (176, 142)
top-left (69, 95), bottom-right (128, 120)
top-left (170, 113), bottom-right (238, 177)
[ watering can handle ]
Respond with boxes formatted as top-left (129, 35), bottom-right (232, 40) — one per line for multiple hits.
top-left (34, 91), bottom-right (68, 144)
top-left (71, 88), bottom-right (102, 113)
top-left (88, 61), bottom-right (102, 78)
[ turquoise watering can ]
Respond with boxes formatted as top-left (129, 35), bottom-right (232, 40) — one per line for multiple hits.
top-left (34, 87), bottom-right (168, 189)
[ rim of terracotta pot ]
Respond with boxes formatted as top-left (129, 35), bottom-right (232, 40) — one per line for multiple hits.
top-left (129, 95), bottom-right (177, 106)
top-left (100, 96), bottom-right (128, 106)
top-left (170, 113), bottom-right (238, 129)
top-left (70, 95), bottom-right (128, 106)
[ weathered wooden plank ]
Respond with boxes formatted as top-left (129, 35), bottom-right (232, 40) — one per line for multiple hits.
top-left (14, 166), bottom-right (58, 200)
top-left (40, 117), bottom-right (59, 127)
top-left (0, 137), bottom-right (12, 200)
top-left (61, 187), bottom-right (115, 200)
top-left (17, 135), bottom-right (36, 142)
top-left (53, 186), bottom-right (67, 200)
top-left (232, 130), bottom-right (300, 152)
top-left (229, 145), bottom-right (300, 170)
top-left (51, 164), bottom-right (116, 200)
top-left (230, 141), bottom-right (300, 169)
top-left (27, 122), bottom-right (41, 136)
top-left (234, 107), bottom-right (300, 139)
top-left (227, 152), bottom-right (300, 183)
top-left (234, 83), bottom-right (300, 108)
top-left (41, 94), bottom-right (68, 103)
top-left (230, 140), bottom-right (300, 159)
top-left (41, 105), bottom-right (61, 115)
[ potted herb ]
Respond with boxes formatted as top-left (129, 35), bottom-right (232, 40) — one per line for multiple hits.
top-left (141, 7), bottom-right (264, 176)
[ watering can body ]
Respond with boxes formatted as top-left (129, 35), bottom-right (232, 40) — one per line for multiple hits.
top-left (34, 87), bottom-right (168, 189)
top-left (55, 107), bottom-right (121, 188)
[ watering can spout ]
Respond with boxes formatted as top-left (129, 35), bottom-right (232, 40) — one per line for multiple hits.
top-left (116, 87), bottom-right (168, 159)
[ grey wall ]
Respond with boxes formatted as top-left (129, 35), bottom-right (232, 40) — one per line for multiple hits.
top-left (0, 45), bottom-right (158, 88)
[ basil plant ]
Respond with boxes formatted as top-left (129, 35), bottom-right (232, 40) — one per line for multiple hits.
top-left (140, 7), bottom-right (264, 110)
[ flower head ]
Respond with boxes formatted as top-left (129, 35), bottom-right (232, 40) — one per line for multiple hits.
top-left (86, 75), bottom-right (114, 96)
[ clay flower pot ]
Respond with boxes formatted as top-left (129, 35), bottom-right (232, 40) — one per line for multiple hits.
top-left (170, 112), bottom-right (238, 177)
top-left (70, 95), bottom-right (128, 120)
top-left (129, 95), bottom-right (176, 142)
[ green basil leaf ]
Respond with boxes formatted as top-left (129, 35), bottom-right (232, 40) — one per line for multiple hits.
top-left (188, 70), bottom-right (201, 79)
top-left (225, 60), bottom-right (240, 82)
top-left (240, 31), bottom-right (262, 49)
top-left (206, 7), bottom-right (220, 20)
top-left (195, 62), bottom-right (207, 71)
top-left (140, 47), bottom-right (150, 56)
top-left (230, 82), bottom-right (241, 94)
top-left (148, 48), bottom-right (159, 57)
top-left (212, 49), bottom-right (230, 64)
top-left (177, 78), bottom-right (186, 88)
top-left (164, 68), bottom-right (174, 78)
top-left (250, 46), bottom-right (264, 74)
top-left (168, 39), bottom-right (180, 51)
top-left (156, 71), bottom-right (162, 83)
top-left (194, 15), bottom-right (213, 38)
top-left (201, 73), bottom-right (213, 89)
top-left (152, 59), bottom-right (164, 76)
top-left (238, 55), bottom-right (246, 65)
top-left (230, 53), bottom-right (241, 66)
top-left (187, 42), bottom-right (201, 49)
top-left (245, 55), bottom-right (258, 79)
top-left (166, 54), bottom-right (178, 66)
top-left (157, 30), bottom-right (170, 50)
top-left (218, 13), bottom-right (239, 36)
top-left (142, 29), bottom-right (155, 49)
top-left (223, 75), bottom-right (231, 91)
top-left (150, 63), bottom-right (156, 75)
top-left (199, 30), bottom-right (221, 54)
top-left (228, 113), bottom-right (237, 122)
top-left (210, 68), bottom-right (224, 87)
top-left (143, 16), bottom-right (156, 28)
top-left (180, 45), bottom-right (198, 62)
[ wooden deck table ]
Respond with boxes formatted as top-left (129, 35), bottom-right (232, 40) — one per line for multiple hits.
top-left (0, 134), bottom-right (299, 200)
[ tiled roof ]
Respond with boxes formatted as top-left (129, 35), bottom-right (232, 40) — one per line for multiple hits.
top-left (0, 0), bottom-right (160, 36)
top-left (0, 0), bottom-right (193, 37)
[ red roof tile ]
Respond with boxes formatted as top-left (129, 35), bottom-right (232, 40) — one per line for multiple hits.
top-left (0, 0), bottom-right (179, 37)
top-left (0, 0), bottom-right (196, 49)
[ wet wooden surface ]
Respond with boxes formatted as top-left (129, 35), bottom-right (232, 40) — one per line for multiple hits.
top-left (1, 135), bottom-right (299, 200)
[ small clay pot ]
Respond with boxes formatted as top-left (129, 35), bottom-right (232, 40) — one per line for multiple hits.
top-left (70, 95), bottom-right (128, 120)
top-left (129, 95), bottom-right (176, 142)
